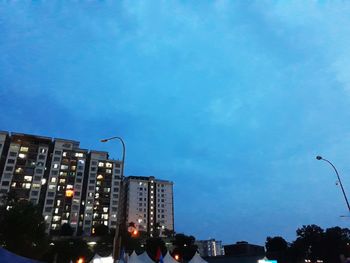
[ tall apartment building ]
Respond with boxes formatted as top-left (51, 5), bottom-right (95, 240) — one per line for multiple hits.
top-left (82, 150), bottom-right (122, 235)
top-left (0, 132), bottom-right (10, 181)
top-left (0, 131), bottom-right (175, 237)
top-left (0, 133), bottom-right (52, 205)
top-left (125, 176), bottom-right (174, 237)
top-left (42, 139), bottom-right (88, 235)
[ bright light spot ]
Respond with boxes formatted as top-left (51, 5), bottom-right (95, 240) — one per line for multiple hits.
top-left (18, 153), bottom-right (26, 159)
top-left (41, 178), bottom-right (47, 185)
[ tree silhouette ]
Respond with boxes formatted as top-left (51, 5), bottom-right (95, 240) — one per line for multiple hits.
top-left (0, 199), bottom-right (48, 260)
top-left (265, 236), bottom-right (288, 262)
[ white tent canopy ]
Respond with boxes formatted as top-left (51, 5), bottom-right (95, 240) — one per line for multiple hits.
top-left (90, 254), bottom-right (113, 263)
top-left (128, 251), bottom-right (141, 263)
top-left (163, 252), bottom-right (178, 263)
top-left (188, 252), bottom-right (208, 263)
top-left (137, 252), bottom-right (154, 263)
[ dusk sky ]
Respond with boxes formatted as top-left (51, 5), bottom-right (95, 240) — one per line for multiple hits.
top-left (2, 1), bottom-right (350, 245)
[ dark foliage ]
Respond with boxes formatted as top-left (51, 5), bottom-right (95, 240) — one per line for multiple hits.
top-left (0, 199), bottom-right (48, 260)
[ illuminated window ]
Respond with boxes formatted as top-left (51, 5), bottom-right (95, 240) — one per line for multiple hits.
top-left (63, 152), bottom-right (67, 157)
top-left (48, 185), bottom-right (55, 190)
top-left (71, 166), bottom-right (76, 171)
top-left (53, 164), bottom-right (59, 169)
top-left (75, 153), bottom-right (83, 157)
top-left (67, 184), bottom-right (73, 190)
top-left (15, 167), bottom-right (22, 173)
top-left (106, 169), bottom-right (112, 173)
top-left (103, 207), bottom-right (108, 213)
top-left (24, 183), bottom-right (31, 189)
top-left (97, 174), bottom-right (103, 180)
top-left (11, 182), bottom-right (16, 187)
top-left (60, 165), bottom-right (68, 170)
top-left (106, 163), bottom-right (112, 168)
top-left (102, 214), bottom-right (109, 220)
top-left (54, 208), bottom-right (59, 214)
top-left (59, 179), bottom-right (66, 184)
top-left (66, 189), bottom-right (74, 197)
top-left (57, 200), bottom-right (61, 206)
top-left (18, 153), bottom-right (26, 159)
top-left (20, 146), bottom-right (29, 152)
top-left (53, 216), bottom-right (61, 222)
top-left (103, 221), bottom-right (108, 226)
top-left (51, 177), bottom-right (57, 183)
top-left (32, 183), bottom-right (40, 188)
top-left (24, 176), bottom-right (32, 182)
top-left (98, 162), bottom-right (104, 167)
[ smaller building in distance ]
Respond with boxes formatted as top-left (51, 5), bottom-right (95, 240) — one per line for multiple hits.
top-left (224, 241), bottom-right (265, 257)
top-left (196, 239), bottom-right (225, 257)
top-left (125, 176), bottom-right (174, 237)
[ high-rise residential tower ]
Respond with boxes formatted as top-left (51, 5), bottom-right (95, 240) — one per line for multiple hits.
top-left (82, 150), bottom-right (122, 235)
top-left (42, 139), bottom-right (88, 234)
top-left (0, 133), bottom-right (52, 204)
top-left (125, 176), bottom-right (174, 237)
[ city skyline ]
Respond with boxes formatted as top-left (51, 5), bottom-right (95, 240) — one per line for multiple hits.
top-left (2, 1), bottom-right (350, 246)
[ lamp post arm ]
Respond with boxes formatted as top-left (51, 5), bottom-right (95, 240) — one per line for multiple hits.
top-left (322, 158), bottom-right (350, 212)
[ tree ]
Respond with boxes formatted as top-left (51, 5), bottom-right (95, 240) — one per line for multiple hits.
top-left (146, 237), bottom-right (167, 260)
top-left (289, 225), bottom-right (325, 262)
top-left (93, 224), bottom-right (109, 236)
top-left (265, 236), bottom-right (288, 263)
top-left (44, 238), bottom-right (93, 263)
top-left (172, 234), bottom-right (198, 261)
top-left (0, 199), bottom-right (48, 260)
top-left (60, 223), bottom-right (74, 236)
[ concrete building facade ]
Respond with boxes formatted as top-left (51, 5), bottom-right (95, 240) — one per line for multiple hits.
top-left (125, 176), bottom-right (174, 237)
top-left (0, 131), bottom-right (174, 238)
top-left (196, 239), bottom-right (225, 257)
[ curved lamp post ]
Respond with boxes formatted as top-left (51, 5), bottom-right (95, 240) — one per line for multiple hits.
top-left (316, 155), bottom-right (350, 212)
top-left (101, 136), bottom-right (126, 260)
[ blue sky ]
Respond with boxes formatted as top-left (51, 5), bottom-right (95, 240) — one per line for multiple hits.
top-left (2, 1), bottom-right (350, 245)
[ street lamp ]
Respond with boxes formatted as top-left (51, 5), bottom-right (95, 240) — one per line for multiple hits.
top-left (316, 155), bottom-right (350, 212)
top-left (101, 136), bottom-right (126, 261)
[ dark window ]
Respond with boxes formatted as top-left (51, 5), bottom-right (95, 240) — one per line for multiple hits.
top-left (7, 159), bottom-right (15, 164)
top-left (45, 207), bottom-right (52, 212)
top-left (76, 178), bottom-right (82, 183)
top-left (31, 191), bottom-right (39, 196)
top-left (9, 152), bottom-right (17, 157)
top-left (53, 157), bottom-right (60, 162)
top-left (36, 169), bottom-right (43, 174)
top-left (91, 167), bottom-right (96, 171)
top-left (52, 171), bottom-right (58, 175)
top-left (89, 180), bottom-right (95, 184)
top-left (48, 192), bottom-right (55, 197)
top-left (77, 172), bottom-right (83, 177)
top-left (89, 186), bottom-right (94, 190)
top-left (37, 162), bottom-right (44, 166)
top-left (5, 166), bottom-right (13, 171)
top-left (38, 155), bottom-right (45, 160)
top-left (34, 176), bottom-right (41, 181)
top-left (2, 181), bottom-right (9, 186)
top-left (139, 198), bottom-right (142, 201)
top-left (54, 150), bottom-right (61, 155)
top-left (46, 199), bottom-right (53, 205)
